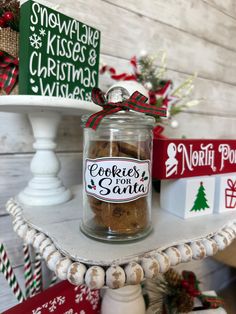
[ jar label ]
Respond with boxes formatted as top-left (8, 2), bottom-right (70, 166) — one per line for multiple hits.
top-left (85, 157), bottom-right (151, 202)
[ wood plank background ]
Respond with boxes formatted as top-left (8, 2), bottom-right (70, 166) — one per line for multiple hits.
top-left (1, 0), bottom-right (236, 311)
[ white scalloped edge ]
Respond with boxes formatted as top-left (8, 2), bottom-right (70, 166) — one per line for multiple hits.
top-left (6, 198), bottom-right (236, 289)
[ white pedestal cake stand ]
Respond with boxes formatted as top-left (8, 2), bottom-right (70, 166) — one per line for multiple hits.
top-left (0, 95), bottom-right (99, 206)
top-left (2, 95), bottom-right (235, 313)
top-left (6, 186), bottom-right (236, 313)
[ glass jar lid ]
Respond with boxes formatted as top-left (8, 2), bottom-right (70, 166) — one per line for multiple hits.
top-left (81, 111), bottom-right (155, 129)
top-left (82, 85), bottom-right (156, 129)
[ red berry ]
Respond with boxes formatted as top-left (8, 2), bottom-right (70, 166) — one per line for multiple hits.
top-left (3, 11), bottom-right (14, 22)
top-left (0, 18), bottom-right (6, 28)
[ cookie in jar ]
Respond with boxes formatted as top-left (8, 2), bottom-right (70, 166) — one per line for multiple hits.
top-left (81, 85), bottom-right (165, 242)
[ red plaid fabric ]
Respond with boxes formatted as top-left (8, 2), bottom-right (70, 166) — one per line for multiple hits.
top-left (86, 87), bottom-right (167, 130)
top-left (0, 51), bottom-right (19, 94)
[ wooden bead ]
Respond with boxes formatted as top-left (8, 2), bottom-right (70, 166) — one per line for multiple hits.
top-left (25, 228), bottom-right (37, 244)
top-left (17, 223), bottom-right (28, 238)
top-left (221, 229), bottom-right (233, 244)
top-left (67, 262), bottom-right (86, 286)
top-left (39, 238), bottom-right (52, 255)
top-left (213, 233), bottom-right (229, 251)
top-left (125, 262), bottom-right (144, 285)
top-left (225, 226), bottom-right (236, 238)
top-left (106, 265), bottom-right (126, 288)
top-left (5, 199), bottom-right (14, 212)
top-left (164, 247), bottom-right (181, 266)
top-left (154, 252), bottom-right (170, 273)
top-left (32, 233), bottom-right (46, 250)
top-left (228, 222), bottom-right (236, 235)
top-left (42, 244), bottom-right (56, 260)
top-left (13, 219), bottom-right (24, 233)
top-left (9, 203), bottom-right (21, 216)
top-left (12, 215), bottom-right (22, 225)
top-left (176, 244), bottom-right (192, 262)
top-left (141, 256), bottom-right (160, 279)
top-left (46, 251), bottom-right (62, 271)
top-left (190, 241), bottom-right (206, 260)
top-left (12, 206), bottom-right (22, 216)
top-left (201, 238), bottom-right (218, 256)
top-left (55, 257), bottom-right (72, 280)
top-left (85, 266), bottom-right (105, 289)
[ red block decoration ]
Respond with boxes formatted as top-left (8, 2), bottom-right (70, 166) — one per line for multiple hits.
top-left (3, 280), bottom-right (100, 314)
top-left (153, 139), bottom-right (236, 180)
top-left (225, 179), bottom-right (236, 209)
top-left (214, 174), bottom-right (236, 213)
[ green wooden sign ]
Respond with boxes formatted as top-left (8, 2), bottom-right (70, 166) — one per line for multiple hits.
top-left (19, 0), bottom-right (100, 101)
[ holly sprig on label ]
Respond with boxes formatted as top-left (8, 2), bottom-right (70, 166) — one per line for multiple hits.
top-left (88, 179), bottom-right (96, 190)
top-left (140, 171), bottom-right (148, 182)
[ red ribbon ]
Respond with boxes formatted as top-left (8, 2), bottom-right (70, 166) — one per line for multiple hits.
top-left (0, 51), bottom-right (18, 94)
top-left (85, 88), bottom-right (167, 130)
top-left (100, 56), bottom-right (138, 81)
top-left (153, 125), bottom-right (167, 139)
top-left (227, 179), bottom-right (236, 192)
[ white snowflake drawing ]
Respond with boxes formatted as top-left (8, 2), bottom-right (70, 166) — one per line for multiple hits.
top-left (49, 298), bottom-right (57, 312)
top-left (42, 303), bottom-right (48, 308)
top-left (32, 296), bottom-right (66, 314)
top-left (75, 285), bottom-right (87, 303)
top-left (32, 307), bottom-right (42, 314)
top-left (32, 301), bottom-right (50, 314)
top-left (57, 295), bottom-right (66, 305)
top-left (30, 33), bottom-right (42, 49)
top-left (39, 28), bottom-right (46, 36)
top-left (75, 285), bottom-right (99, 310)
top-left (64, 309), bottom-right (78, 314)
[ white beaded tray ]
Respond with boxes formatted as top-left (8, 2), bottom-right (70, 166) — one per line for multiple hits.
top-left (6, 185), bottom-right (236, 289)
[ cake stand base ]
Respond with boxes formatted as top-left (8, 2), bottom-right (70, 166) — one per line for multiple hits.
top-left (17, 110), bottom-right (72, 206)
top-left (101, 285), bottom-right (145, 314)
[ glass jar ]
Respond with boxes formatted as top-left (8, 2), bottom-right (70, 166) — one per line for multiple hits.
top-left (81, 88), bottom-right (155, 242)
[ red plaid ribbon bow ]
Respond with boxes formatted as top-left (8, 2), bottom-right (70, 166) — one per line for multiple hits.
top-left (86, 88), bottom-right (167, 130)
top-left (0, 51), bottom-right (19, 94)
top-left (182, 271), bottom-right (224, 309)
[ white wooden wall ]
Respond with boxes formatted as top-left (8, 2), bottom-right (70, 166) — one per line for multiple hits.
top-left (1, 0), bottom-right (236, 311)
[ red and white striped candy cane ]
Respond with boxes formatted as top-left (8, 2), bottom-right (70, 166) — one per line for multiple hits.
top-left (33, 252), bottom-right (42, 294)
top-left (23, 243), bottom-right (35, 297)
top-left (0, 243), bottom-right (24, 302)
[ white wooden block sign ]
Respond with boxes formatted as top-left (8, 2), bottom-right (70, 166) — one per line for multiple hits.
top-left (160, 176), bottom-right (215, 219)
top-left (214, 173), bottom-right (236, 213)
